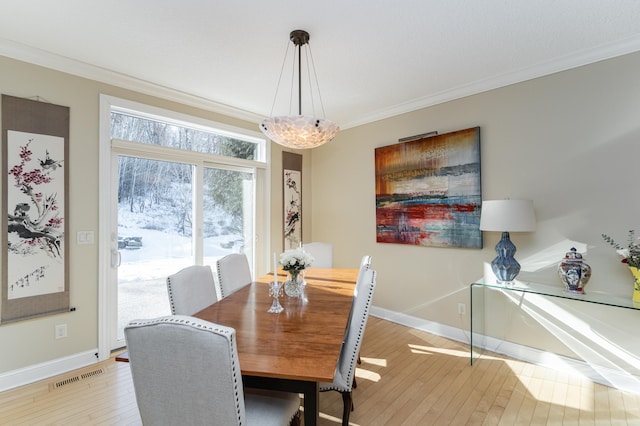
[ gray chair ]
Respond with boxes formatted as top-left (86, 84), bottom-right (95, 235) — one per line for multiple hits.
top-left (320, 268), bottom-right (377, 426)
top-left (166, 265), bottom-right (217, 315)
top-left (303, 242), bottom-right (333, 268)
top-left (216, 253), bottom-right (252, 298)
top-left (125, 315), bottom-right (301, 426)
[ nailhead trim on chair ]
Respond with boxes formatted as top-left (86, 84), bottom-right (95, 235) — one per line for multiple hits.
top-left (216, 261), bottom-right (227, 298)
top-left (320, 270), bottom-right (376, 393)
top-left (126, 316), bottom-right (244, 425)
top-left (166, 276), bottom-right (178, 315)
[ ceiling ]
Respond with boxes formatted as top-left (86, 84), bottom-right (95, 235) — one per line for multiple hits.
top-left (1, 1), bottom-right (640, 130)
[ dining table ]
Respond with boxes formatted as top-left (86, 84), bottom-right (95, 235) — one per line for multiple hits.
top-left (118, 267), bottom-right (358, 426)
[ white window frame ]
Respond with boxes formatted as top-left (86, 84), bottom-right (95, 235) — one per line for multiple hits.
top-left (97, 95), bottom-right (270, 360)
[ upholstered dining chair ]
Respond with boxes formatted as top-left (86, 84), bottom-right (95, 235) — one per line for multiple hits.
top-left (320, 268), bottom-right (377, 426)
top-left (215, 253), bottom-right (252, 298)
top-left (125, 315), bottom-right (301, 426)
top-left (354, 255), bottom-right (372, 367)
top-left (302, 242), bottom-right (333, 268)
top-left (166, 265), bottom-right (217, 315)
top-left (356, 255), bottom-right (372, 291)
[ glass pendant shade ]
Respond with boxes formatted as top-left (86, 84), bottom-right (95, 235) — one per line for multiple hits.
top-left (260, 29), bottom-right (339, 149)
top-left (260, 115), bottom-right (339, 149)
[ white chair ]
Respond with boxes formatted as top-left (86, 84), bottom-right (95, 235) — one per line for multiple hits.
top-left (303, 242), bottom-right (333, 268)
top-left (125, 315), bottom-right (301, 426)
top-left (166, 265), bottom-right (217, 315)
top-left (320, 268), bottom-right (377, 426)
top-left (216, 253), bottom-right (252, 298)
top-left (356, 255), bottom-right (372, 291)
top-left (354, 255), bottom-right (372, 366)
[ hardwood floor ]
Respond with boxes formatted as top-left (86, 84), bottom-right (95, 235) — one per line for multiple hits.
top-left (1, 317), bottom-right (639, 425)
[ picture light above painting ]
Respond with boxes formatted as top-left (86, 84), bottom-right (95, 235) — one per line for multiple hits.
top-left (375, 127), bottom-right (482, 249)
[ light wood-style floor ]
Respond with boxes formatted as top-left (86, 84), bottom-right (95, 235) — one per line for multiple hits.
top-left (1, 317), bottom-right (639, 425)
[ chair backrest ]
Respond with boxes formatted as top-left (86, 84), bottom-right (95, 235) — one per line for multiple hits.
top-left (125, 316), bottom-right (246, 426)
top-left (334, 268), bottom-right (377, 390)
top-left (303, 242), bottom-right (333, 268)
top-left (166, 265), bottom-right (217, 315)
top-left (216, 253), bottom-right (252, 298)
top-left (355, 255), bottom-right (372, 293)
top-left (343, 255), bottom-right (372, 339)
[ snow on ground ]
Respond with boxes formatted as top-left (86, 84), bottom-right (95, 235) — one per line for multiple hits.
top-left (116, 209), bottom-right (241, 339)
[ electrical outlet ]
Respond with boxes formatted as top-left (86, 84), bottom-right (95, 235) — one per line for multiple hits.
top-left (55, 324), bottom-right (67, 339)
top-left (457, 303), bottom-right (466, 315)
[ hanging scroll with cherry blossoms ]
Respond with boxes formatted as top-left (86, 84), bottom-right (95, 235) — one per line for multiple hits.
top-left (2, 95), bottom-right (69, 323)
top-left (282, 152), bottom-right (302, 250)
top-left (8, 131), bottom-right (64, 298)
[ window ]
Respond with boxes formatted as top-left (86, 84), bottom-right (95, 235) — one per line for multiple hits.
top-left (111, 111), bottom-right (261, 160)
top-left (99, 95), bottom-right (269, 351)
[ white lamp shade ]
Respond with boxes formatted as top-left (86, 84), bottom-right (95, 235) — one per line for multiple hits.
top-left (479, 199), bottom-right (536, 232)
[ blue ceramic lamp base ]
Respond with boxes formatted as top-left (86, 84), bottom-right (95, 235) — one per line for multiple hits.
top-left (491, 231), bottom-right (521, 284)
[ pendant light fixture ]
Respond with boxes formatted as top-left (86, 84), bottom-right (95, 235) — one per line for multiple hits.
top-left (260, 30), bottom-right (339, 149)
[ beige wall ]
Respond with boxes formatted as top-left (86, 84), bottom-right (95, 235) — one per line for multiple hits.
top-left (310, 51), bottom-right (640, 371)
top-left (1, 49), bottom-right (639, 382)
top-left (0, 55), bottom-right (266, 374)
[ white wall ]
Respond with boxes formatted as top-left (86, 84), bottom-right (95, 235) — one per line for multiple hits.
top-left (310, 51), bottom-right (640, 375)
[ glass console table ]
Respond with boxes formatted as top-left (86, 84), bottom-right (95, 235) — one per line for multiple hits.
top-left (469, 280), bottom-right (639, 365)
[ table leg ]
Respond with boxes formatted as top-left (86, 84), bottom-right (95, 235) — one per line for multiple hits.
top-left (242, 376), bottom-right (319, 426)
top-left (301, 381), bottom-right (319, 426)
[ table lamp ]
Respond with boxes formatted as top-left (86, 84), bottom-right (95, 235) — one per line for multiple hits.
top-left (479, 199), bottom-right (536, 283)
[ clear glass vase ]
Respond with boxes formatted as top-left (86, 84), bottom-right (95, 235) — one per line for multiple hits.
top-left (284, 269), bottom-right (304, 298)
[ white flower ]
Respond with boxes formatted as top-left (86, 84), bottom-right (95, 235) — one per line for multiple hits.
top-left (617, 248), bottom-right (630, 259)
top-left (279, 247), bottom-right (314, 271)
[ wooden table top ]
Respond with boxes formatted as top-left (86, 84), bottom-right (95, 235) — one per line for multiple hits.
top-left (194, 268), bottom-right (358, 382)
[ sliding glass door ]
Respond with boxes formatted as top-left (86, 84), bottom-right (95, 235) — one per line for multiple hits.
top-left (115, 156), bottom-right (193, 342)
top-left (100, 96), bottom-right (267, 354)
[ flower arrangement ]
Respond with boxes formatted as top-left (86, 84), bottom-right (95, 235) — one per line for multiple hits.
top-left (602, 230), bottom-right (640, 269)
top-left (279, 247), bottom-right (314, 272)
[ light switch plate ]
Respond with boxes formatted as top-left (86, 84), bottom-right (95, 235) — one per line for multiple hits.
top-left (76, 231), bottom-right (94, 244)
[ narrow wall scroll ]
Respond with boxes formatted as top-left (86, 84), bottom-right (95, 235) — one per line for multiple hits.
top-left (282, 152), bottom-right (302, 250)
top-left (2, 95), bottom-right (70, 323)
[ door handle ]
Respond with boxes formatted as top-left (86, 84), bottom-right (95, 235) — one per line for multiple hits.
top-left (111, 249), bottom-right (121, 268)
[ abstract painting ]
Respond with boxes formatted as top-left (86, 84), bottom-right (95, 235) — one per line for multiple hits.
top-left (375, 127), bottom-right (482, 248)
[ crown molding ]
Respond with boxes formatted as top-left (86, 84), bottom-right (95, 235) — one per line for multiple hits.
top-left (341, 35), bottom-right (640, 130)
top-left (3, 36), bottom-right (640, 131)
top-left (0, 39), bottom-right (264, 125)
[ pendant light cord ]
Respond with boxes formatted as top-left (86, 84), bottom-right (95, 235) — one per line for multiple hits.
top-left (267, 39), bottom-right (292, 117)
top-left (265, 30), bottom-right (330, 122)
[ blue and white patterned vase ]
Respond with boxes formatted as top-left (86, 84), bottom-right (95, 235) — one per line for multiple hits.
top-left (558, 247), bottom-right (591, 294)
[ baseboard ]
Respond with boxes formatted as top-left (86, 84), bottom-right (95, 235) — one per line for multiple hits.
top-left (370, 306), bottom-right (640, 396)
top-left (0, 350), bottom-right (99, 392)
top-left (3, 309), bottom-right (639, 396)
